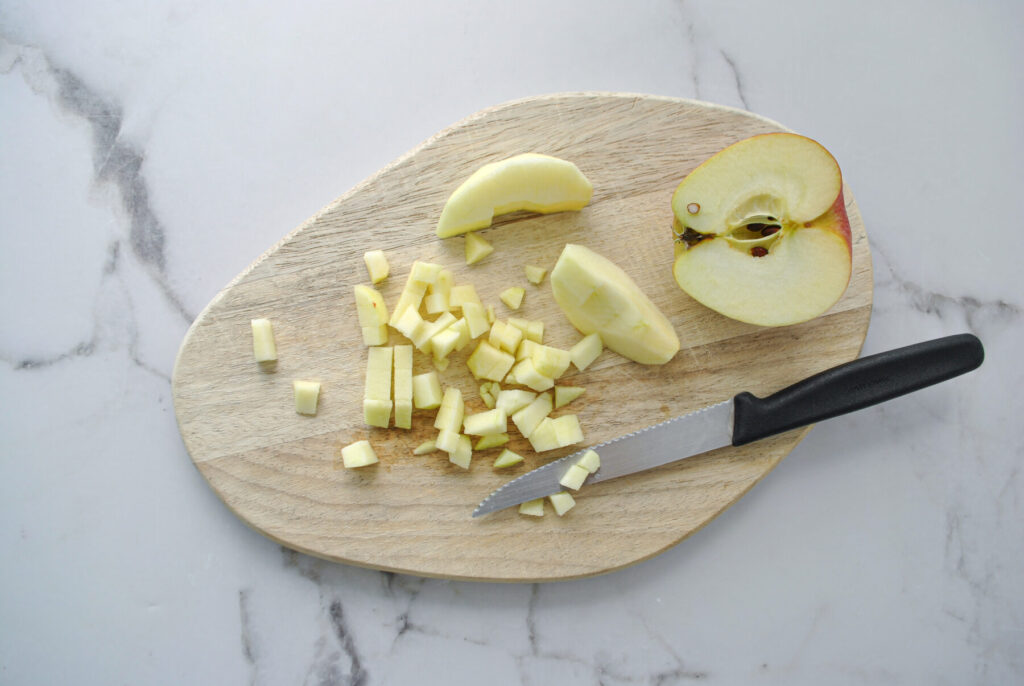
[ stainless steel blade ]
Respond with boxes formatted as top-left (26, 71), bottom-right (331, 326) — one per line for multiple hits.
top-left (472, 399), bottom-right (734, 516)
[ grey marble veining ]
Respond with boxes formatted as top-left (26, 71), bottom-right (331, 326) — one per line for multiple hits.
top-left (2, 1), bottom-right (1022, 684)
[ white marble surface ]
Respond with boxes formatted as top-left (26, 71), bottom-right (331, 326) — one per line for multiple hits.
top-left (2, 1), bottom-right (1022, 683)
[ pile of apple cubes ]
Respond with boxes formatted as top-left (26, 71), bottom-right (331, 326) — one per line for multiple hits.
top-left (353, 255), bottom-right (603, 478)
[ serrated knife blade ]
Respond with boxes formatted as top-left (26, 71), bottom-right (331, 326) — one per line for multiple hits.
top-left (472, 334), bottom-right (985, 517)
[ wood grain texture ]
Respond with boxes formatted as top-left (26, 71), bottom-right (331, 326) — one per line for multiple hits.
top-left (171, 93), bottom-right (873, 582)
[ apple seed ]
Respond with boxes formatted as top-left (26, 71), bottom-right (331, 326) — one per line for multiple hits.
top-left (760, 226), bottom-right (780, 236)
top-left (750, 246), bottom-right (769, 257)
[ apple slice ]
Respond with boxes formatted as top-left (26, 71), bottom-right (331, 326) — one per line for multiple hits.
top-left (437, 153), bottom-right (593, 237)
top-left (550, 244), bottom-right (679, 365)
top-left (671, 133), bottom-right (853, 327)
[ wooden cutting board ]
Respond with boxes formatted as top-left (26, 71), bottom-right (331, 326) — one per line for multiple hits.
top-left (172, 93), bottom-right (872, 582)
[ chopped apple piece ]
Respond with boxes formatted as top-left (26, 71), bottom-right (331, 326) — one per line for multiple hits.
top-left (410, 261), bottom-right (443, 284)
top-left (569, 333), bottom-right (602, 371)
top-left (436, 153), bottom-right (593, 237)
top-left (433, 387), bottom-right (464, 432)
top-left (461, 302), bottom-right (490, 339)
top-left (553, 414), bottom-right (583, 447)
top-left (559, 463), bottom-right (590, 491)
top-left (526, 320), bottom-right (544, 343)
top-left (363, 250), bottom-right (390, 283)
top-left (495, 389), bottom-right (537, 415)
top-left (364, 346), bottom-right (393, 427)
top-left (531, 344), bottom-right (572, 379)
top-left (499, 287), bottom-right (525, 310)
top-left (479, 381), bottom-right (498, 408)
top-left (251, 318), bottom-right (277, 362)
top-left (493, 449), bottom-right (525, 468)
top-left (525, 265), bottom-right (547, 285)
top-left (412, 312), bottom-right (456, 351)
top-left (486, 304), bottom-right (496, 324)
top-left (393, 306), bottom-right (426, 344)
top-left (509, 358), bottom-right (555, 392)
top-left (448, 434), bottom-right (472, 469)
top-left (548, 491), bottom-right (576, 516)
top-left (433, 356), bottom-right (450, 372)
top-left (463, 408), bottom-right (508, 436)
top-left (449, 284), bottom-right (482, 309)
top-left (293, 380), bottom-right (321, 415)
top-left (429, 268), bottom-right (454, 296)
top-left (435, 428), bottom-right (462, 453)
top-left (519, 498), bottom-right (544, 517)
top-left (551, 244), bottom-right (679, 364)
top-left (465, 232), bottom-right (494, 265)
top-left (516, 338), bottom-right (540, 361)
top-left (424, 291), bottom-right (450, 315)
top-left (413, 371), bottom-right (443, 409)
top-left (447, 318), bottom-right (471, 351)
top-left (467, 341), bottom-right (515, 382)
top-left (554, 385), bottom-right (585, 408)
top-left (388, 266), bottom-right (429, 326)
top-left (527, 417), bottom-right (560, 452)
top-left (413, 440), bottom-right (437, 455)
top-left (353, 285), bottom-right (389, 346)
top-left (577, 449), bottom-right (600, 473)
top-left (430, 327), bottom-right (461, 360)
top-left (474, 433), bottom-right (509, 450)
top-left (488, 320), bottom-right (522, 355)
top-left (511, 391), bottom-right (552, 438)
top-left (393, 345), bottom-right (413, 429)
top-left (341, 440), bottom-right (379, 468)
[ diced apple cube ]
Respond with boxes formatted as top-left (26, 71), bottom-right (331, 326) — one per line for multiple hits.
top-left (435, 428), bottom-right (462, 453)
top-left (474, 433), bottom-right (509, 450)
top-left (431, 327), bottom-right (461, 360)
top-left (433, 356), bottom-right (450, 372)
top-left (465, 232), bottom-right (494, 265)
top-left (449, 284), bottom-right (481, 309)
top-left (447, 318), bottom-right (471, 351)
top-left (553, 414), bottom-right (583, 447)
top-left (463, 408), bottom-right (507, 436)
top-left (531, 344), bottom-right (572, 378)
top-left (363, 398), bottom-right (393, 428)
top-left (424, 291), bottom-right (450, 315)
top-left (410, 261), bottom-right (443, 284)
top-left (448, 434), bottom-right (472, 469)
top-left (365, 346), bottom-right (393, 401)
top-left (511, 391), bottom-right (552, 438)
top-left (394, 306), bottom-right (426, 343)
top-left (413, 372), bottom-right (443, 410)
top-left (429, 268), bottom-right (454, 297)
top-left (554, 385), bottom-right (585, 408)
top-left (467, 341), bottom-right (515, 382)
top-left (510, 358), bottom-right (555, 392)
top-left (363, 250), bottom-right (390, 283)
top-left (354, 285), bottom-right (389, 346)
top-left (576, 449), bottom-right (600, 473)
top-left (479, 383), bottom-right (496, 408)
top-left (486, 304), bottom-right (496, 324)
top-left (548, 491), bottom-right (576, 516)
top-left (433, 387), bottom-right (464, 432)
top-left (293, 380), bottom-right (321, 415)
top-left (559, 463), bottom-right (590, 491)
top-left (507, 317), bottom-right (529, 332)
top-left (388, 273), bottom-right (428, 327)
top-left (251, 318), bottom-right (277, 362)
top-left (525, 265), bottom-right (547, 285)
top-left (493, 449), bottom-right (524, 468)
top-left (393, 345), bottom-right (413, 429)
top-left (516, 338), bottom-right (540, 361)
top-left (525, 320), bottom-right (544, 343)
top-left (570, 333), bottom-right (603, 371)
top-left (341, 440), bottom-right (379, 468)
top-left (461, 302), bottom-right (490, 339)
top-left (488, 320), bottom-right (522, 354)
top-left (499, 287), bottom-right (525, 310)
top-left (495, 389), bottom-right (537, 415)
top-left (519, 498), bottom-right (544, 517)
top-left (413, 440), bottom-right (437, 455)
top-left (527, 417), bottom-right (560, 452)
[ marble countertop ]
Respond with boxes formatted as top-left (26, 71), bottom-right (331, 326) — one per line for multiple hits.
top-left (2, 1), bottom-right (1021, 683)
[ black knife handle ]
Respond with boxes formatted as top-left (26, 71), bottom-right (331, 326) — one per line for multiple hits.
top-left (731, 333), bottom-right (984, 446)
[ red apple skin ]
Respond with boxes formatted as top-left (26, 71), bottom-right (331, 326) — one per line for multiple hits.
top-left (810, 188), bottom-right (853, 254)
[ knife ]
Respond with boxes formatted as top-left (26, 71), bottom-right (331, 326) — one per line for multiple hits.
top-left (473, 333), bottom-right (984, 516)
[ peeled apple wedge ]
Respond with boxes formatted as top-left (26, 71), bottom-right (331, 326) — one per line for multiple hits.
top-left (436, 153), bottom-right (593, 237)
top-left (550, 244), bottom-right (679, 365)
top-left (671, 133), bottom-right (853, 327)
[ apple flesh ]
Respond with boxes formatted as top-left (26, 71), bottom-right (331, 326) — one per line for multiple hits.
top-left (671, 133), bottom-right (852, 327)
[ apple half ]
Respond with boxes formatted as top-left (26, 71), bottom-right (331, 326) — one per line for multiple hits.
top-left (671, 133), bottom-right (852, 327)
top-left (437, 153), bottom-right (593, 237)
